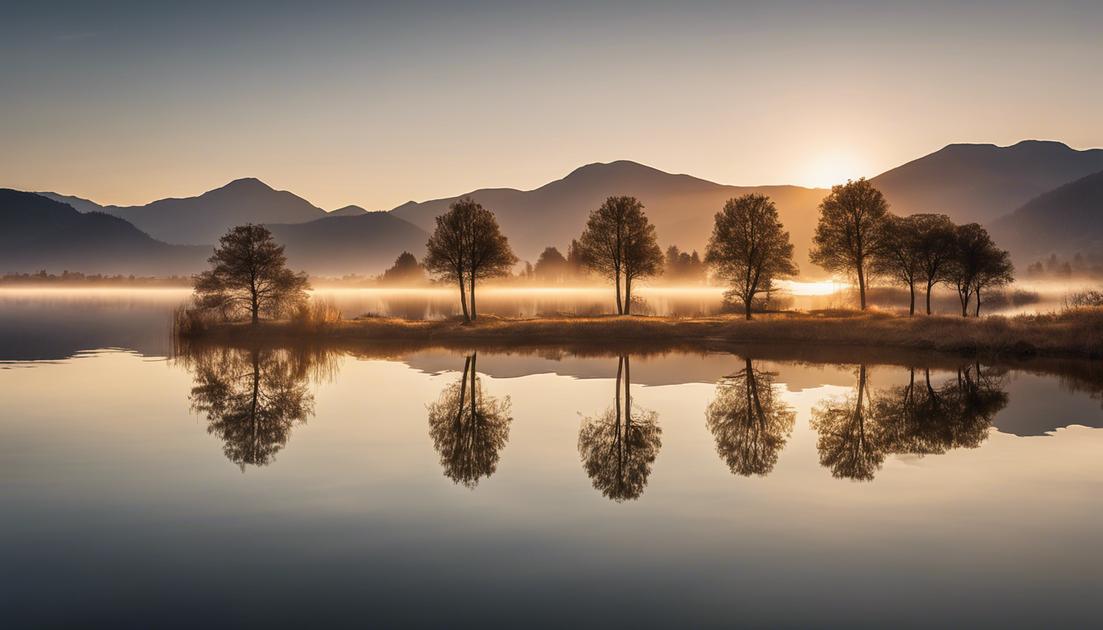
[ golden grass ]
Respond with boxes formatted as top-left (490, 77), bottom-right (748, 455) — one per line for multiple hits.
top-left (178, 307), bottom-right (1103, 359)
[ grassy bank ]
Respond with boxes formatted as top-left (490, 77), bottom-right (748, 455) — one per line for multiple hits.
top-left (177, 308), bottom-right (1103, 359)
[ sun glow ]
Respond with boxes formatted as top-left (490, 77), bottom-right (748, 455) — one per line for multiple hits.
top-left (802, 152), bottom-right (871, 188)
top-left (777, 279), bottom-right (848, 296)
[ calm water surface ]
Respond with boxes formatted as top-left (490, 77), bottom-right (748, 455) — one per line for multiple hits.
top-left (2, 292), bottom-right (1102, 628)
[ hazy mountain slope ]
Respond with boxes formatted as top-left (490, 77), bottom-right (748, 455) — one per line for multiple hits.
top-left (990, 169), bottom-right (1103, 260)
top-left (390, 160), bottom-right (829, 275)
top-left (267, 213), bottom-right (429, 276)
top-left (0, 190), bottom-right (206, 275)
top-left (328, 205), bottom-right (370, 217)
top-left (871, 140), bottom-right (1103, 223)
top-left (37, 191), bottom-right (105, 214)
top-left (95, 178), bottom-right (327, 245)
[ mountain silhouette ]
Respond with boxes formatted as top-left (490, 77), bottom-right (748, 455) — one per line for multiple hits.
top-left (0, 190), bottom-right (205, 275)
top-left (328, 205), bottom-right (370, 216)
top-left (46, 178), bottom-right (329, 245)
top-left (390, 160), bottom-right (828, 267)
top-left (267, 213), bottom-right (428, 276)
top-left (990, 169), bottom-right (1103, 260)
top-left (870, 140), bottom-right (1103, 223)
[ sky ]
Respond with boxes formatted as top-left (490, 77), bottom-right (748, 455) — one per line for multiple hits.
top-left (2, 0), bottom-right (1101, 210)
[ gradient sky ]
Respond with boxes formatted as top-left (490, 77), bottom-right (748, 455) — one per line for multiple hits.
top-left (3, 0), bottom-right (1101, 210)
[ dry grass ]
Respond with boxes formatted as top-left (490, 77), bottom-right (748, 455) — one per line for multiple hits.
top-left (179, 307), bottom-right (1103, 359)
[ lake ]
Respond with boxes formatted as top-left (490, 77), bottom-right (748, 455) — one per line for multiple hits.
top-left (2, 291), bottom-right (1102, 627)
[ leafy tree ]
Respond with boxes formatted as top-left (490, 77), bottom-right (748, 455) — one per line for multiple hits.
top-left (705, 194), bottom-right (798, 319)
top-left (946, 223), bottom-right (1010, 317)
top-left (193, 224), bottom-right (310, 323)
top-left (533, 246), bottom-right (569, 283)
top-left (578, 356), bottom-right (662, 501)
top-left (809, 179), bottom-right (889, 310)
top-left (972, 244), bottom-right (1014, 317)
top-left (576, 196), bottom-right (663, 314)
top-left (909, 214), bottom-right (957, 315)
top-left (871, 214), bottom-right (923, 316)
top-left (380, 251), bottom-right (427, 285)
top-left (427, 353), bottom-right (512, 487)
top-left (424, 197), bottom-right (517, 322)
top-left (705, 358), bottom-right (796, 476)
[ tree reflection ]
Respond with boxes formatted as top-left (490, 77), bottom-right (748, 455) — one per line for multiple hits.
top-left (811, 365), bottom-right (883, 481)
top-left (427, 353), bottom-right (512, 488)
top-left (578, 355), bottom-right (662, 502)
top-left (706, 358), bottom-right (795, 476)
top-left (814, 363), bottom-right (1008, 481)
top-left (183, 344), bottom-right (334, 470)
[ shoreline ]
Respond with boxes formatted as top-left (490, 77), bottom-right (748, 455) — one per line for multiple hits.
top-left (178, 310), bottom-right (1103, 360)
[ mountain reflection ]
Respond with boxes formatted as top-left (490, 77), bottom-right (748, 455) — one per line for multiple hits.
top-left (180, 344), bottom-right (335, 470)
top-left (706, 358), bottom-right (796, 477)
top-left (813, 364), bottom-right (1008, 481)
top-left (427, 353), bottom-right (513, 488)
top-left (578, 355), bottom-right (662, 502)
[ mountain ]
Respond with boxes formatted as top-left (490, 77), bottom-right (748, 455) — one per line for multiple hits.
top-left (389, 160), bottom-right (829, 271)
top-left (990, 169), bottom-right (1103, 260)
top-left (328, 205), bottom-right (370, 217)
top-left (51, 178), bottom-right (329, 246)
top-left (0, 190), bottom-right (206, 275)
top-left (37, 191), bottom-right (104, 214)
top-left (267, 213), bottom-right (428, 276)
top-left (871, 140), bottom-right (1103, 224)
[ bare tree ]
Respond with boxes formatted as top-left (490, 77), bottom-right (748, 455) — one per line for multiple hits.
top-left (576, 196), bottom-right (663, 314)
top-left (810, 179), bottom-right (889, 310)
top-left (946, 223), bottom-right (1010, 317)
top-left (972, 245), bottom-right (1014, 317)
top-left (910, 214), bottom-right (957, 315)
top-left (424, 197), bottom-right (517, 322)
top-left (193, 224), bottom-right (309, 323)
top-left (705, 194), bottom-right (798, 319)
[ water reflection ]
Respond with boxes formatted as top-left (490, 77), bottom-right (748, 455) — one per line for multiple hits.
top-left (426, 353), bottom-right (513, 487)
top-left (813, 364), bottom-right (1008, 481)
top-left (706, 358), bottom-right (796, 477)
top-left (181, 344), bottom-right (334, 469)
top-left (578, 356), bottom-right (663, 502)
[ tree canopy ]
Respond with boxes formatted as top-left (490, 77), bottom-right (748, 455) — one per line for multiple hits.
top-left (575, 196), bottom-right (663, 314)
top-left (705, 194), bottom-right (797, 319)
top-left (810, 179), bottom-right (889, 310)
top-left (193, 224), bottom-right (309, 323)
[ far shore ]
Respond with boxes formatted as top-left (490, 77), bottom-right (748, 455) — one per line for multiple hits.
top-left (177, 309), bottom-right (1103, 360)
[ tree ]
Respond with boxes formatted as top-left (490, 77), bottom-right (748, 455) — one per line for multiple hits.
top-left (533, 246), bottom-right (569, 283)
top-left (909, 214), bottom-right (957, 315)
top-left (946, 223), bottom-right (1010, 317)
top-left (809, 179), bottom-right (889, 310)
top-left (705, 358), bottom-right (796, 476)
top-left (972, 245), bottom-right (1014, 317)
top-left (705, 194), bottom-right (798, 319)
top-left (380, 251), bottom-right (427, 285)
top-left (424, 197), bottom-right (518, 322)
top-left (577, 356), bottom-right (662, 502)
top-left (575, 196), bottom-right (663, 315)
top-left (426, 353), bottom-right (512, 487)
top-left (193, 224), bottom-right (310, 324)
top-left (871, 214), bottom-right (923, 316)
top-left (664, 245), bottom-right (707, 284)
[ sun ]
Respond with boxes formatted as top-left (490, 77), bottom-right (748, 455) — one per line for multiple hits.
top-left (802, 152), bottom-right (871, 188)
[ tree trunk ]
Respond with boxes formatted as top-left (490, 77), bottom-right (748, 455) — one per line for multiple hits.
top-left (624, 274), bottom-right (632, 315)
top-left (457, 272), bottom-right (470, 322)
top-left (959, 287), bottom-right (969, 317)
top-left (974, 287), bottom-right (982, 317)
top-left (614, 269), bottom-right (623, 315)
top-left (925, 279), bottom-right (934, 315)
top-left (744, 296), bottom-right (752, 320)
top-left (857, 263), bottom-right (867, 310)
top-left (908, 282), bottom-right (915, 317)
top-left (469, 273), bottom-right (477, 321)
